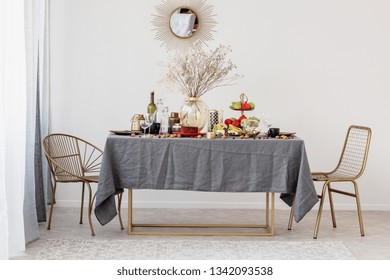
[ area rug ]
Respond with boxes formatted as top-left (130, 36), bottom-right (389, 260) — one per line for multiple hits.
top-left (35, 239), bottom-right (356, 260)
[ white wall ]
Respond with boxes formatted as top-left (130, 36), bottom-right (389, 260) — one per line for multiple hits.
top-left (50, 0), bottom-right (390, 210)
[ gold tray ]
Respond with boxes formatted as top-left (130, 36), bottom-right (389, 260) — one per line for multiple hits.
top-left (110, 130), bottom-right (140, 135)
top-left (279, 132), bottom-right (296, 137)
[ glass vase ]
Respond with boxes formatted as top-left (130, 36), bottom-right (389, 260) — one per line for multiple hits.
top-left (180, 97), bottom-right (208, 132)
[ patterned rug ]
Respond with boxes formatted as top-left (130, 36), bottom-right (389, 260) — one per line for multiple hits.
top-left (36, 239), bottom-right (356, 260)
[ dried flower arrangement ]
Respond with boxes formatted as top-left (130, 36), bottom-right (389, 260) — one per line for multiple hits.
top-left (166, 45), bottom-right (241, 97)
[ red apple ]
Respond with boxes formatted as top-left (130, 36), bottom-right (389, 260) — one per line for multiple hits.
top-left (232, 120), bottom-right (241, 127)
top-left (224, 118), bottom-right (233, 125)
top-left (238, 115), bottom-right (247, 122)
top-left (242, 102), bottom-right (251, 110)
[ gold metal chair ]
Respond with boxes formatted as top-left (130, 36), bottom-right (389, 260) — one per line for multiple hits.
top-left (288, 125), bottom-right (372, 239)
top-left (42, 133), bottom-right (124, 236)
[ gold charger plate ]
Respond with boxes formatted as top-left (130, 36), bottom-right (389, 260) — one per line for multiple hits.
top-left (172, 132), bottom-right (206, 137)
top-left (110, 130), bottom-right (140, 135)
top-left (279, 132), bottom-right (296, 137)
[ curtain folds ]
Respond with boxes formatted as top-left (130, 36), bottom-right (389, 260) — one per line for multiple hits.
top-left (0, 0), bottom-right (28, 259)
top-left (23, 0), bottom-right (50, 244)
top-left (0, 0), bottom-right (49, 259)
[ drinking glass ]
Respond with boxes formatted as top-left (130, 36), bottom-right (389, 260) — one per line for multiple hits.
top-left (140, 115), bottom-right (152, 137)
top-left (260, 113), bottom-right (272, 134)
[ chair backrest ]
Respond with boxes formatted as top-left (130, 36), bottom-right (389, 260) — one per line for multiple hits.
top-left (331, 125), bottom-right (372, 179)
top-left (42, 134), bottom-right (103, 182)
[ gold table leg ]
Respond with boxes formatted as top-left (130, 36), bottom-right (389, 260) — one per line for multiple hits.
top-left (288, 195), bottom-right (295, 230)
top-left (266, 192), bottom-right (269, 226)
top-left (127, 190), bottom-right (276, 236)
top-left (128, 189), bottom-right (133, 235)
top-left (271, 192), bottom-right (275, 235)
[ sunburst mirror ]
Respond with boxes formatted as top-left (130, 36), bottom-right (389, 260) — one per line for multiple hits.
top-left (151, 0), bottom-right (217, 52)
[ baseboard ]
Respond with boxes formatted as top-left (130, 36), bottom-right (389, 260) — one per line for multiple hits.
top-left (55, 199), bottom-right (390, 211)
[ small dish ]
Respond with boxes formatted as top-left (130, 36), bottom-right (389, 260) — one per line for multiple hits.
top-left (246, 131), bottom-right (260, 137)
top-left (110, 130), bottom-right (140, 135)
top-left (279, 132), bottom-right (296, 137)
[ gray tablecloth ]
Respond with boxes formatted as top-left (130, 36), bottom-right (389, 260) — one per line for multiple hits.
top-left (95, 135), bottom-right (318, 225)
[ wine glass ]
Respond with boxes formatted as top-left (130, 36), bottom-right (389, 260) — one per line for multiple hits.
top-left (140, 115), bottom-right (153, 137)
top-left (260, 113), bottom-right (272, 134)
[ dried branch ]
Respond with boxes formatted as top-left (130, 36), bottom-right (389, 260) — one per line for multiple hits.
top-left (166, 45), bottom-right (241, 97)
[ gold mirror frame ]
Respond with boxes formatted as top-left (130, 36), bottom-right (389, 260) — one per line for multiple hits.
top-left (152, 0), bottom-right (217, 52)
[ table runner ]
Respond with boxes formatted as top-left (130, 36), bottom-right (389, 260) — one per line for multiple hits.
top-left (95, 135), bottom-right (318, 225)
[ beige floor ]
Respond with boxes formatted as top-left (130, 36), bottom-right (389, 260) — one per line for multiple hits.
top-left (18, 207), bottom-right (390, 260)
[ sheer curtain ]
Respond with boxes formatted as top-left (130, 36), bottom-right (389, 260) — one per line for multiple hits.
top-left (24, 0), bottom-right (50, 244)
top-left (0, 0), bottom-right (49, 259)
top-left (0, 0), bottom-right (28, 259)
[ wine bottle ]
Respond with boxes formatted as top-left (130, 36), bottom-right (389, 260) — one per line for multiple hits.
top-left (147, 91), bottom-right (157, 114)
top-left (147, 91), bottom-right (157, 134)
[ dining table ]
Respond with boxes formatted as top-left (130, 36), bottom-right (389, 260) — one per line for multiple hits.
top-left (94, 133), bottom-right (319, 236)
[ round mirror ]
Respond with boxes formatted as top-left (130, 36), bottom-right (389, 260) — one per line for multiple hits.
top-left (169, 8), bottom-right (198, 38)
top-left (151, 0), bottom-right (216, 52)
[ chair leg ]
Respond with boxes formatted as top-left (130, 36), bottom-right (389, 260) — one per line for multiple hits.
top-left (86, 182), bottom-right (95, 236)
top-left (352, 181), bottom-right (365, 236)
top-left (313, 182), bottom-right (329, 239)
top-left (328, 183), bottom-right (337, 228)
top-left (91, 191), bottom-right (97, 207)
top-left (288, 195), bottom-right (295, 230)
top-left (117, 193), bottom-right (124, 230)
top-left (47, 181), bottom-right (57, 230)
top-left (79, 182), bottom-right (85, 224)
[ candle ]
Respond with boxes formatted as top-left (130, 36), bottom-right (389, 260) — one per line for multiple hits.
top-left (206, 132), bottom-right (216, 139)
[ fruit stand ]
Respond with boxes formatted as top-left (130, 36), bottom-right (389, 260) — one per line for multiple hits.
top-left (215, 93), bottom-right (260, 136)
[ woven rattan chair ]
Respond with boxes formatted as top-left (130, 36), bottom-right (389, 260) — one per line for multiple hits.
top-left (288, 125), bottom-right (372, 239)
top-left (42, 133), bottom-right (124, 236)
